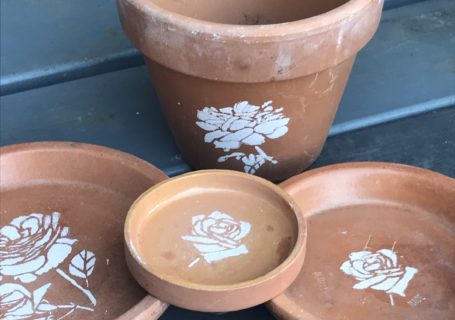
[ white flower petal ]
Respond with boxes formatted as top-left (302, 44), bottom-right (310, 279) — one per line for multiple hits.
top-left (209, 211), bottom-right (234, 221)
top-left (220, 107), bottom-right (233, 114)
top-left (377, 249), bottom-right (398, 267)
top-left (192, 214), bottom-right (206, 225)
top-left (35, 243), bottom-right (72, 276)
top-left (241, 133), bottom-right (265, 146)
top-left (267, 126), bottom-right (289, 139)
top-left (60, 226), bottom-right (69, 237)
top-left (370, 276), bottom-right (400, 291)
top-left (201, 218), bottom-right (216, 233)
top-left (242, 154), bottom-right (256, 166)
top-left (43, 214), bottom-right (51, 230)
top-left (386, 266), bottom-right (418, 296)
top-left (197, 109), bottom-right (217, 121)
top-left (193, 244), bottom-right (226, 253)
top-left (229, 119), bottom-right (251, 131)
top-left (204, 130), bottom-right (228, 143)
top-left (1, 256), bottom-right (25, 267)
top-left (353, 275), bottom-right (387, 290)
top-left (196, 121), bottom-right (218, 132)
top-left (22, 217), bottom-right (40, 235)
top-left (0, 283), bottom-right (31, 299)
top-left (15, 273), bottom-right (38, 283)
top-left (2, 256), bottom-right (45, 277)
top-left (51, 212), bottom-right (60, 230)
top-left (0, 225), bottom-right (20, 241)
top-left (349, 251), bottom-right (372, 260)
top-left (210, 227), bottom-right (228, 234)
top-left (9, 215), bottom-right (35, 228)
top-left (364, 263), bottom-right (382, 272)
top-left (214, 140), bottom-right (241, 151)
top-left (181, 236), bottom-right (219, 244)
top-left (352, 259), bottom-right (370, 274)
top-left (340, 261), bottom-right (354, 276)
top-left (194, 220), bottom-right (206, 236)
top-left (34, 228), bottom-right (52, 248)
top-left (233, 101), bottom-right (251, 114)
top-left (254, 119), bottom-right (290, 135)
top-left (203, 244), bottom-right (248, 263)
top-left (235, 221), bottom-right (251, 241)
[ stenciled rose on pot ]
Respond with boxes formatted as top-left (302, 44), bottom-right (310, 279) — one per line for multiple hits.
top-left (196, 101), bottom-right (290, 174)
top-left (181, 211), bottom-right (252, 267)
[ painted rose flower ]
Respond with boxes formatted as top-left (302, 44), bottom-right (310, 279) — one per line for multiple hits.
top-left (0, 212), bottom-right (77, 283)
top-left (182, 211), bottom-right (251, 265)
top-left (196, 101), bottom-right (289, 152)
top-left (0, 283), bottom-right (55, 319)
top-left (340, 249), bottom-right (418, 297)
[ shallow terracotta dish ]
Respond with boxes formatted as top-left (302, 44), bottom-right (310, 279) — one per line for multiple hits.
top-left (124, 170), bottom-right (307, 312)
top-left (267, 162), bottom-right (455, 320)
top-left (0, 142), bottom-right (169, 319)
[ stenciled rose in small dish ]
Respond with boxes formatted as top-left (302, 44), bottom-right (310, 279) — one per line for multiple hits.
top-left (181, 211), bottom-right (251, 267)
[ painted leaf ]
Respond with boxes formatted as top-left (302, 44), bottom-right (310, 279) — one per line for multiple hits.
top-left (69, 250), bottom-right (96, 279)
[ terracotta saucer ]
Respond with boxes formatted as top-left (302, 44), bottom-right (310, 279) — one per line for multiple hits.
top-left (124, 170), bottom-right (307, 312)
top-left (0, 142), bottom-right (169, 320)
top-left (267, 162), bottom-right (455, 320)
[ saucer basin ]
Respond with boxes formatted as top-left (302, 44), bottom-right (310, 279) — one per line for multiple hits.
top-left (268, 162), bottom-right (455, 320)
top-left (0, 142), bottom-right (169, 320)
top-left (125, 170), bottom-right (307, 312)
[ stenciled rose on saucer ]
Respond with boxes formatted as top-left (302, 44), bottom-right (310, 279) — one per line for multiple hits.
top-left (340, 247), bottom-right (418, 305)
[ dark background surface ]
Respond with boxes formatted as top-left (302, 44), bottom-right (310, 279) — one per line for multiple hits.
top-left (1, 0), bottom-right (454, 318)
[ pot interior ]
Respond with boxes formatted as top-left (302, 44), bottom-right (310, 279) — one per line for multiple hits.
top-left (152, 0), bottom-right (350, 25)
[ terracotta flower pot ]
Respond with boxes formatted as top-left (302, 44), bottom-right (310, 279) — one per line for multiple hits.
top-left (117, 0), bottom-right (383, 181)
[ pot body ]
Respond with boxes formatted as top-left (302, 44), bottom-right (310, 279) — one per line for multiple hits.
top-left (147, 57), bottom-right (355, 181)
top-left (118, 0), bottom-right (383, 181)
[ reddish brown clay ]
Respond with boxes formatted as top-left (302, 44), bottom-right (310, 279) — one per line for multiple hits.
top-left (117, 0), bottom-right (384, 181)
top-left (267, 162), bottom-right (455, 320)
top-left (124, 170), bottom-right (307, 312)
top-left (0, 142), bottom-right (168, 320)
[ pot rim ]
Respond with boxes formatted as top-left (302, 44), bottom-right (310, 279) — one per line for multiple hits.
top-left (124, 169), bottom-right (307, 292)
top-left (124, 0), bottom-right (378, 41)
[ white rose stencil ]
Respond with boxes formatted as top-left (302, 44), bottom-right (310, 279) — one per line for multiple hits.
top-left (340, 239), bottom-right (418, 306)
top-left (0, 212), bottom-right (97, 319)
top-left (0, 212), bottom-right (76, 283)
top-left (182, 211), bottom-right (251, 267)
top-left (0, 283), bottom-right (55, 320)
top-left (196, 100), bottom-right (290, 174)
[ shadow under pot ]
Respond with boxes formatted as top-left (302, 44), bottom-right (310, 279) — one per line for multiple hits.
top-left (117, 0), bottom-right (384, 181)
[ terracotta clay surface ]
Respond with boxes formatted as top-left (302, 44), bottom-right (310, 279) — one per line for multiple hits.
top-left (267, 162), bottom-right (455, 320)
top-left (124, 170), bottom-right (307, 312)
top-left (0, 142), bottom-right (168, 320)
top-left (117, 0), bottom-right (384, 181)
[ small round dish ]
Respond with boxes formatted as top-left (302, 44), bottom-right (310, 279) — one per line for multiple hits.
top-left (124, 170), bottom-right (306, 312)
top-left (267, 162), bottom-right (455, 320)
top-left (0, 142), bottom-right (169, 320)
